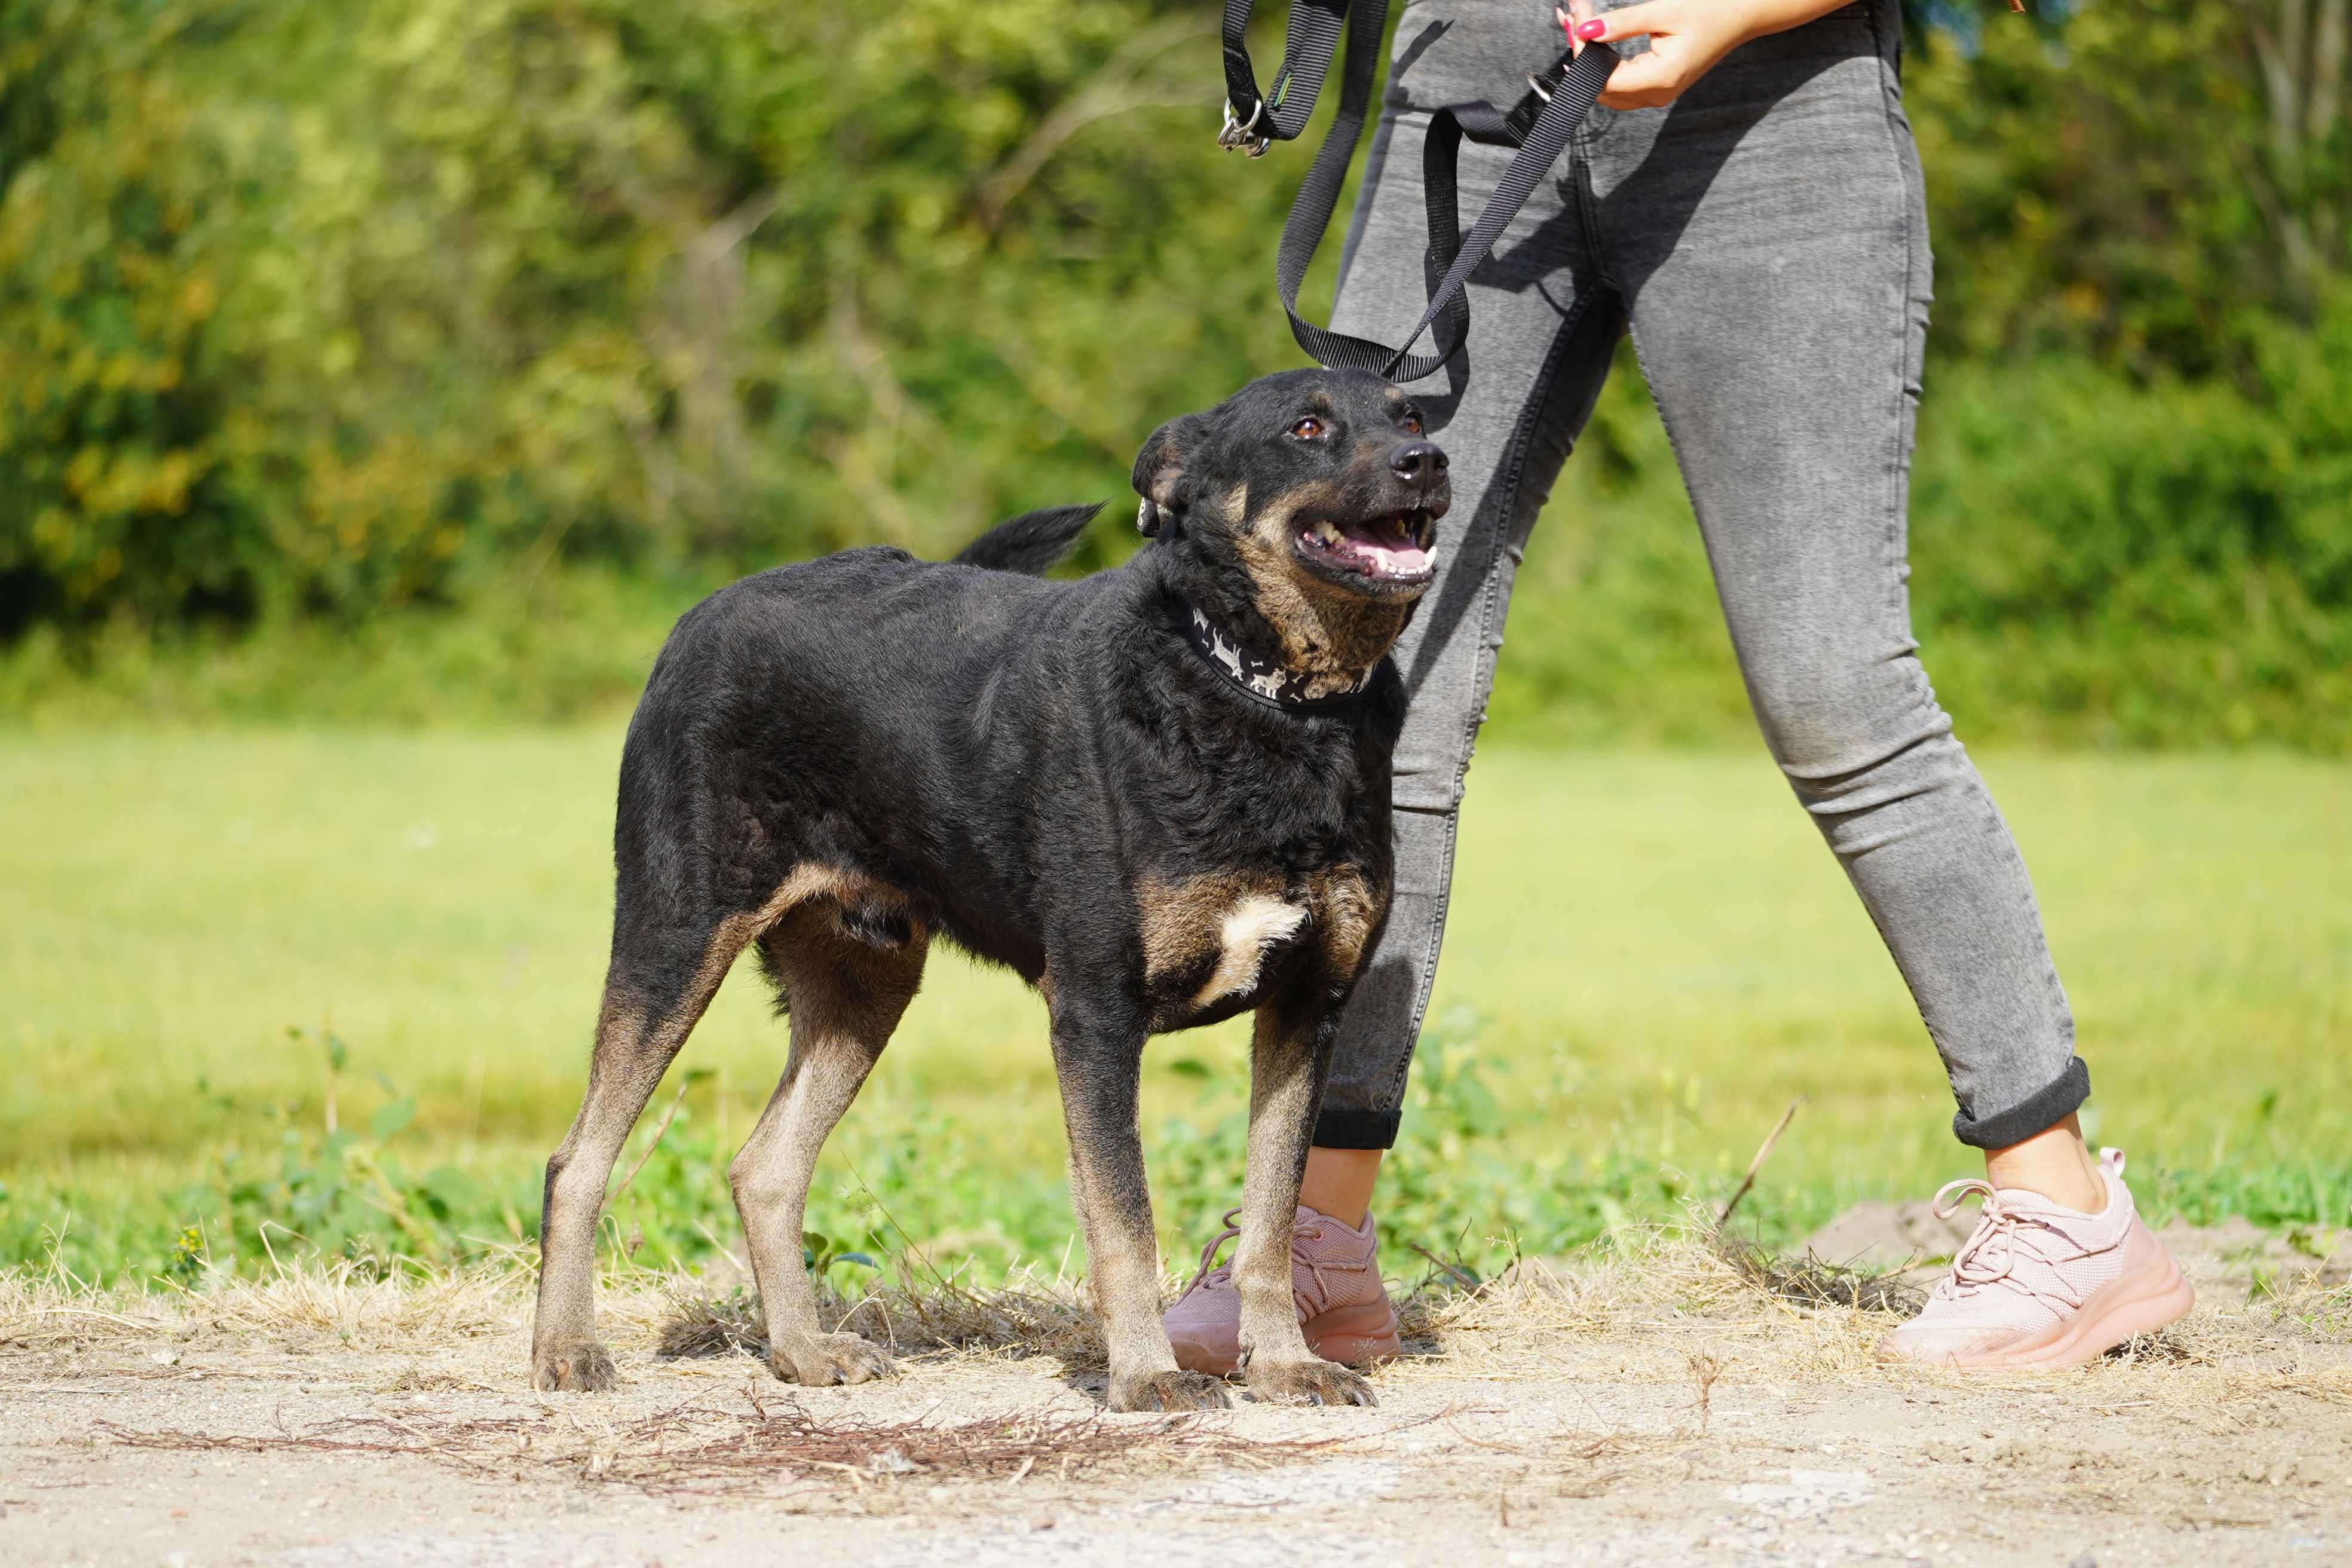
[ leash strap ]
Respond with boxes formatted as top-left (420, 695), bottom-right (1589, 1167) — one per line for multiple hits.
top-left (1217, 0), bottom-right (1354, 148)
top-left (1221, 0), bottom-right (1619, 382)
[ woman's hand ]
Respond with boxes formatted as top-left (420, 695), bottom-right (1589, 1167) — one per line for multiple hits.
top-left (1563, 0), bottom-right (1855, 111)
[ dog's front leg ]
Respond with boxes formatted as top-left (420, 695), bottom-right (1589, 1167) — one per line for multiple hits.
top-left (1234, 994), bottom-right (1377, 1407)
top-left (1047, 987), bottom-right (1230, 1413)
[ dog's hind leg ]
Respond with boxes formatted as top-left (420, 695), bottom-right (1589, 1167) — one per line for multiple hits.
top-left (1233, 995), bottom-right (1375, 1407)
top-left (730, 901), bottom-right (927, 1386)
top-left (532, 914), bottom-right (748, 1392)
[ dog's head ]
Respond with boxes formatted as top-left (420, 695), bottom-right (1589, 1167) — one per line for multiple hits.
top-left (1134, 369), bottom-right (1450, 694)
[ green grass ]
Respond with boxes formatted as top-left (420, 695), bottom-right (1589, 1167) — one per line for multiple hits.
top-left (2, 732), bottom-right (2345, 1285)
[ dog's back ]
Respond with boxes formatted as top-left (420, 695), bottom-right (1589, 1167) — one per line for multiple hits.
top-left (626, 500), bottom-right (1097, 825)
top-left (615, 525), bottom-right (1140, 972)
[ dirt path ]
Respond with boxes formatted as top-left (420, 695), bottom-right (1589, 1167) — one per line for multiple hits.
top-left (4, 1235), bottom-right (2347, 1567)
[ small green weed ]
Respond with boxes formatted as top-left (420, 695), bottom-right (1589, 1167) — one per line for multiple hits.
top-left (8, 1010), bottom-right (2348, 1291)
top-left (2141, 1159), bottom-right (2352, 1234)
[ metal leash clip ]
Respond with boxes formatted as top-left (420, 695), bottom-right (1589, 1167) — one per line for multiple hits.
top-left (1218, 97), bottom-right (1271, 157)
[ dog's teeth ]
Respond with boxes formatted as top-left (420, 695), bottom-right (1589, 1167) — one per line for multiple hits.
top-left (1314, 520), bottom-right (1345, 547)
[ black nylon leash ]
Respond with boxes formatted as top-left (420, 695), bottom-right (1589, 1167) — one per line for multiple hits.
top-left (1219, 0), bottom-right (1619, 382)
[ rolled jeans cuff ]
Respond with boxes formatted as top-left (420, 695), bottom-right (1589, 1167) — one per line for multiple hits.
top-left (1950, 1056), bottom-right (2091, 1150)
top-left (1313, 1107), bottom-right (1402, 1151)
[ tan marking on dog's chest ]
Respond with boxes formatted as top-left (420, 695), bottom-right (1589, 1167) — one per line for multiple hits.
top-left (1193, 894), bottom-right (1308, 1007)
top-left (1138, 871), bottom-right (1307, 1007)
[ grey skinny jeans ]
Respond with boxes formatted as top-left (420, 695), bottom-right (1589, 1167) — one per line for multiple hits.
top-left (1313, 0), bottom-right (2087, 1153)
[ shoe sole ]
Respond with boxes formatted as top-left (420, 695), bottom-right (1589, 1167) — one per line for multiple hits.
top-left (1305, 1300), bottom-right (1402, 1365)
top-left (1172, 1299), bottom-right (1401, 1378)
top-left (1880, 1247), bottom-right (2196, 1371)
top-left (1169, 1337), bottom-right (1239, 1378)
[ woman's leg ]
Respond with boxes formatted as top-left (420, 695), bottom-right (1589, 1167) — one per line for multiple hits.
top-left (1310, 4), bottom-right (1629, 1161)
top-left (1596, 0), bottom-right (2185, 1362)
top-left (1594, 1), bottom-right (2091, 1168)
top-left (1166, 1), bottom-right (1628, 1371)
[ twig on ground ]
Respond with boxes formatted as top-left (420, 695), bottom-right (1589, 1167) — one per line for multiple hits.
top-left (1717, 1098), bottom-right (1805, 1227)
top-left (607, 1077), bottom-right (696, 1211)
top-left (94, 1390), bottom-right (1373, 1500)
top-left (1407, 1242), bottom-right (1481, 1293)
top-left (1685, 1350), bottom-right (1723, 1434)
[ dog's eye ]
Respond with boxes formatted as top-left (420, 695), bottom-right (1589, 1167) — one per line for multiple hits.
top-left (1400, 410), bottom-right (1423, 436)
top-left (1288, 416), bottom-right (1326, 440)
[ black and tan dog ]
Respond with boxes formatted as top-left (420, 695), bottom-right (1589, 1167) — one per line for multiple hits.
top-left (531, 367), bottom-right (1448, 1411)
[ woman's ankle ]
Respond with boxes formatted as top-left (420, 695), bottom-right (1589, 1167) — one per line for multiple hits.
top-left (1982, 1113), bottom-right (2108, 1214)
top-left (1298, 1146), bottom-right (1385, 1228)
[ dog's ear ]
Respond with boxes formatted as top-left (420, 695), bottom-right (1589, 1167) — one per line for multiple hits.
top-left (1131, 413), bottom-right (1208, 537)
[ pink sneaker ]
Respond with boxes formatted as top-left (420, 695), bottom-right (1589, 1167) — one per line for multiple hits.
top-left (1163, 1205), bottom-right (1402, 1377)
top-left (1876, 1149), bottom-right (2194, 1370)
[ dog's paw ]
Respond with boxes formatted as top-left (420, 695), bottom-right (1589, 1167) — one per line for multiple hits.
top-left (771, 1332), bottom-right (893, 1387)
top-left (1245, 1358), bottom-right (1377, 1408)
top-left (533, 1340), bottom-right (618, 1392)
top-left (1107, 1368), bottom-right (1233, 1413)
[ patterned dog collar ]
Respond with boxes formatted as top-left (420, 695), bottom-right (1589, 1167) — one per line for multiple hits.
top-left (1182, 605), bottom-right (1371, 712)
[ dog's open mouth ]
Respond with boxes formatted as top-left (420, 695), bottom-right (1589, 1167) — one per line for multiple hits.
top-left (1294, 509), bottom-right (1438, 584)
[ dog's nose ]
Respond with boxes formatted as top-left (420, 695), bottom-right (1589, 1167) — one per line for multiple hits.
top-left (1389, 441), bottom-right (1448, 491)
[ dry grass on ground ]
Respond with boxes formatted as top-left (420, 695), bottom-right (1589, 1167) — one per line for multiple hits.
top-left (6, 1229), bottom-right (2347, 1462)
top-left (5, 1233), bottom-right (2349, 1566)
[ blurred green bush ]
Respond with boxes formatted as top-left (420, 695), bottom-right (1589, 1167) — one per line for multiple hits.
top-left (0, 0), bottom-right (1294, 634)
top-left (1489, 321), bottom-right (2352, 750)
top-left (0, 0), bottom-right (2345, 746)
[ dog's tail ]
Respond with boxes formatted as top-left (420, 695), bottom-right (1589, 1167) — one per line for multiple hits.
top-left (952, 502), bottom-right (1104, 576)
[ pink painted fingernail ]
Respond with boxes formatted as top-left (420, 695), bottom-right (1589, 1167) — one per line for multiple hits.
top-left (1574, 17), bottom-right (1607, 39)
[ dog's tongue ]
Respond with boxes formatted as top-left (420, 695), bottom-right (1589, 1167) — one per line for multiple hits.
top-left (1358, 538), bottom-right (1430, 576)
top-left (1341, 519), bottom-right (1431, 577)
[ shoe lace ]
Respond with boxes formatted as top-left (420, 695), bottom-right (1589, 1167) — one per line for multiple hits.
top-left (1172, 1206), bottom-right (1341, 1315)
top-left (1930, 1179), bottom-right (2091, 1309)
top-left (1175, 1207), bottom-right (1245, 1303)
